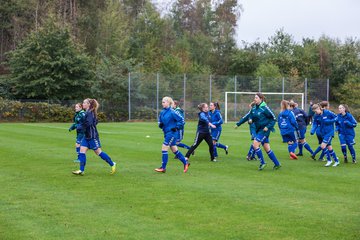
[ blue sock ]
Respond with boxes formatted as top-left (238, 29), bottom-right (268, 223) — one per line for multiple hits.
top-left (161, 151), bottom-right (168, 169)
top-left (329, 149), bottom-right (338, 162)
top-left (255, 148), bottom-right (265, 165)
top-left (267, 150), bottom-right (280, 166)
top-left (304, 142), bottom-right (314, 155)
top-left (251, 147), bottom-right (256, 158)
top-left (288, 142), bottom-right (297, 153)
top-left (287, 144), bottom-right (292, 154)
top-left (247, 145), bottom-right (254, 158)
top-left (79, 153), bottom-right (86, 172)
top-left (174, 150), bottom-right (187, 165)
top-left (348, 145), bottom-right (356, 160)
top-left (313, 146), bottom-right (322, 157)
top-left (323, 149), bottom-right (330, 161)
top-left (216, 142), bottom-right (227, 149)
top-left (99, 152), bottom-right (114, 166)
top-left (213, 145), bottom-right (218, 157)
top-left (341, 145), bottom-right (347, 158)
top-left (292, 142), bottom-right (298, 153)
top-left (298, 142), bottom-right (303, 154)
top-left (319, 148), bottom-right (326, 160)
top-left (177, 142), bottom-right (190, 150)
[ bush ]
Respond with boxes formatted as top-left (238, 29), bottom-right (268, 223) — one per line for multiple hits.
top-left (0, 98), bottom-right (73, 122)
top-left (0, 98), bottom-right (125, 122)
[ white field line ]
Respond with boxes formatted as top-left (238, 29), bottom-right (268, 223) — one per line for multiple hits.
top-left (21, 124), bottom-right (161, 135)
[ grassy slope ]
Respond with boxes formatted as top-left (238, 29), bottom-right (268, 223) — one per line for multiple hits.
top-left (0, 122), bottom-right (359, 240)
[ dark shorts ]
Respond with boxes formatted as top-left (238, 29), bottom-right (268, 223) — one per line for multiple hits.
top-left (281, 132), bottom-right (297, 143)
top-left (298, 128), bottom-right (306, 140)
top-left (163, 131), bottom-right (177, 147)
top-left (211, 129), bottom-right (222, 141)
top-left (338, 133), bottom-right (355, 146)
top-left (255, 133), bottom-right (269, 144)
top-left (322, 134), bottom-right (333, 146)
top-left (176, 129), bottom-right (184, 142)
top-left (81, 137), bottom-right (101, 150)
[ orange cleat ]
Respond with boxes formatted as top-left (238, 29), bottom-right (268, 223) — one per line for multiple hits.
top-left (289, 152), bottom-right (298, 160)
top-left (184, 163), bottom-right (190, 173)
top-left (155, 168), bottom-right (166, 173)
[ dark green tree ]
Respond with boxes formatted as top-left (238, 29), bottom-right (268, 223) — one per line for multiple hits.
top-left (127, 1), bottom-right (168, 72)
top-left (266, 29), bottom-right (296, 76)
top-left (292, 38), bottom-right (321, 79)
top-left (97, 0), bottom-right (130, 58)
top-left (7, 18), bottom-right (93, 100)
top-left (229, 48), bottom-right (261, 76)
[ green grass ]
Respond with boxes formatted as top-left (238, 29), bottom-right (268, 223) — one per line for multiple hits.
top-left (0, 122), bottom-right (359, 240)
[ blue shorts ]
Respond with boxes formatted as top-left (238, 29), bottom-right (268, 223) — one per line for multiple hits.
top-left (176, 129), bottom-right (184, 142)
top-left (281, 132), bottom-right (297, 143)
top-left (163, 132), bottom-right (177, 147)
top-left (255, 133), bottom-right (269, 145)
top-left (338, 134), bottom-right (355, 146)
top-left (298, 128), bottom-right (306, 140)
top-left (76, 133), bottom-right (85, 144)
top-left (211, 129), bottom-right (222, 141)
top-left (322, 134), bottom-right (333, 146)
top-left (81, 137), bottom-right (101, 150)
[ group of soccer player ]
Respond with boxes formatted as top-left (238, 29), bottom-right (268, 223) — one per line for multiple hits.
top-left (69, 98), bottom-right (116, 176)
top-left (235, 95), bottom-right (357, 170)
top-left (154, 97), bottom-right (229, 173)
top-left (69, 93), bottom-right (357, 175)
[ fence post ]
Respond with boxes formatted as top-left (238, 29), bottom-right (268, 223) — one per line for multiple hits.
top-left (234, 75), bottom-right (237, 119)
top-left (156, 73), bottom-right (159, 118)
top-left (209, 74), bottom-right (212, 101)
top-left (326, 78), bottom-right (329, 101)
top-left (225, 92), bottom-right (228, 123)
top-left (183, 73), bottom-right (186, 114)
top-left (259, 77), bottom-right (262, 92)
top-left (128, 72), bottom-right (131, 121)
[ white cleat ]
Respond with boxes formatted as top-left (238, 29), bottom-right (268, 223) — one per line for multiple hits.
top-left (324, 161), bottom-right (333, 167)
top-left (332, 161), bottom-right (340, 167)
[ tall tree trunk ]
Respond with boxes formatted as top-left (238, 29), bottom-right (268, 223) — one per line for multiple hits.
top-left (35, 0), bottom-right (39, 30)
top-left (0, 28), bottom-right (4, 62)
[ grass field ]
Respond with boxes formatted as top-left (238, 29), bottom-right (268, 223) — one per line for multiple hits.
top-left (0, 122), bottom-right (359, 240)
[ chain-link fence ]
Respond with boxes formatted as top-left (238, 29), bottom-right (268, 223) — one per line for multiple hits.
top-left (0, 74), bottom-right (329, 122)
top-left (126, 74), bottom-right (328, 121)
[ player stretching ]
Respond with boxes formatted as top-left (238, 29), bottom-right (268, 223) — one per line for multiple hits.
top-left (235, 93), bottom-right (281, 171)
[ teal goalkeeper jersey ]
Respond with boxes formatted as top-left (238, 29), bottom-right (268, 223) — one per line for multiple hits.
top-left (69, 110), bottom-right (86, 133)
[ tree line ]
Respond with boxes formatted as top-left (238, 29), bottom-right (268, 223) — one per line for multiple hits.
top-left (0, 0), bottom-right (359, 107)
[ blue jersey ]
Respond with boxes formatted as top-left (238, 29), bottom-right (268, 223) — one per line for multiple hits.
top-left (311, 109), bottom-right (337, 137)
top-left (159, 107), bottom-right (184, 133)
top-left (310, 114), bottom-right (321, 135)
top-left (197, 111), bottom-right (211, 133)
top-left (336, 112), bottom-right (357, 137)
top-left (292, 107), bottom-right (308, 130)
top-left (278, 109), bottom-right (298, 136)
top-left (82, 110), bottom-right (99, 139)
top-left (209, 109), bottom-right (223, 130)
